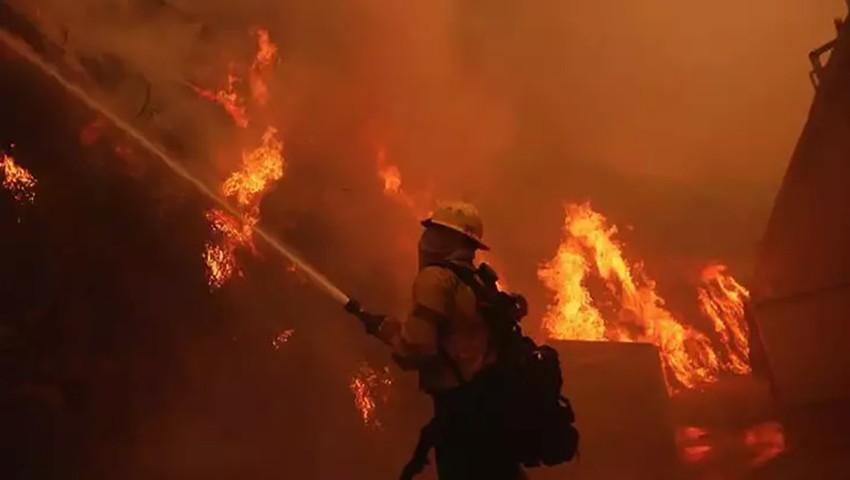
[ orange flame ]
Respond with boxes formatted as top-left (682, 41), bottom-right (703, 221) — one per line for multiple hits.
top-left (249, 28), bottom-right (278, 105)
top-left (191, 68), bottom-right (249, 128)
top-left (1, 153), bottom-right (37, 205)
top-left (350, 363), bottom-right (393, 428)
top-left (698, 264), bottom-right (752, 375)
top-left (203, 127), bottom-right (285, 289)
top-left (374, 144), bottom-right (428, 219)
top-left (539, 202), bottom-right (738, 391)
top-left (222, 126), bottom-right (285, 210)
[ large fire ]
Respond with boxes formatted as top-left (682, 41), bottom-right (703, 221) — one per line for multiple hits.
top-left (197, 29), bottom-right (286, 290)
top-left (350, 363), bottom-right (394, 429)
top-left (1, 152), bottom-right (37, 205)
top-left (203, 127), bottom-right (285, 289)
top-left (539, 202), bottom-right (751, 391)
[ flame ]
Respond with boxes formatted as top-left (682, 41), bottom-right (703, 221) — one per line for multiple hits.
top-left (375, 144), bottom-right (428, 219)
top-left (249, 28), bottom-right (278, 105)
top-left (272, 329), bottom-right (295, 350)
top-left (350, 363), bottom-right (393, 428)
top-left (203, 127), bottom-right (285, 289)
top-left (195, 28), bottom-right (286, 289)
top-left (698, 264), bottom-right (752, 375)
top-left (1, 153), bottom-right (37, 205)
top-left (191, 68), bottom-right (249, 128)
top-left (539, 202), bottom-right (744, 391)
top-left (222, 126), bottom-right (285, 210)
top-left (192, 29), bottom-right (278, 123)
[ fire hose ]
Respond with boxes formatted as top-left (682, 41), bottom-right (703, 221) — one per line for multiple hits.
top-left (0, 28), bottom-right (374, 321)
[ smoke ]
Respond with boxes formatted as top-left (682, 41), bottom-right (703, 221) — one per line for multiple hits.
top-left (12, 0), bottom-right (845, 256)
top-left (1, 0), bottom-right (846, 476)
top-left (10, 0), bottom-right (845, 386)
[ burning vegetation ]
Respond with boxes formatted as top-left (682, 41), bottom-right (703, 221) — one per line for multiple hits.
top-left (350, 363), bottom-right (394, 429)
top-left (1, 152), bottom-right (36, 205)
top-left (539, 202), bottom-right (752, 392)
top-left (195, 29), bottom-right (285, 290)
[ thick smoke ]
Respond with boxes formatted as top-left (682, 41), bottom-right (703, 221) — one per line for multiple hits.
top-left (11, 0), bottom-right (845, 283)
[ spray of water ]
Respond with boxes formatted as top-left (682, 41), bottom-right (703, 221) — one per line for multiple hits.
top-left (0, 29), bottom-right (351, 306)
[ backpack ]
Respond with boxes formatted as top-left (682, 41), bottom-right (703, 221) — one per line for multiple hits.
top-left (434, 261), bottom-right (580, 468)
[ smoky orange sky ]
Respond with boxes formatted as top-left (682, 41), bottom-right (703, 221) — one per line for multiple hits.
top-left (9, 0), bottom-right (847, 313)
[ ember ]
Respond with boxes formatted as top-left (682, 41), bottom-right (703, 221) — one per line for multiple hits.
top-left (539, 202), bottom-right (751, 391)
top-left (1, 152), bottom-right (37, 205)
top-left (203, 209), bottom-right (256, 289)
top-left (350, 363), bottom-right (393, 428)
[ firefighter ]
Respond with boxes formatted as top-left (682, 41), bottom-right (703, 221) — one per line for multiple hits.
top-left (348, 201), bottom-right (527, 480)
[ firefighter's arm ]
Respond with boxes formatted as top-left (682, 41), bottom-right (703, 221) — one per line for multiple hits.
top-left (352, 267), bottom-right (454, 370)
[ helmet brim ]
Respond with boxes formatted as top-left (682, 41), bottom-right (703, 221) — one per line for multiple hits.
top-left (421, 218), bottom-right (490, 251)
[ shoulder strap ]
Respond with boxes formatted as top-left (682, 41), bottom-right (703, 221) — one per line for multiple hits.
top-left (425, 261), bottom-right (485, 386)
top-left (429, 261), bottom-right (497, 303)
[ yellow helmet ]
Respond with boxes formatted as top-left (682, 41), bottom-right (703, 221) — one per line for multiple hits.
top-left (421, 201), bottom-right (489, 250)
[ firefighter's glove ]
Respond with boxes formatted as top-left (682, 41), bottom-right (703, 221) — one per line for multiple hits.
top-left (344, 299), bottom-right (386, 336)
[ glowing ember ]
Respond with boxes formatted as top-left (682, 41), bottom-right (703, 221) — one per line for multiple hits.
top-left (698, 264), bottom-right (752, 375)
top-left (744, 421), bottom-right (786, 467)
top-left (1, 153), bottom-right (37, 205)
top-left (249, 28), bottom-right (278, 105)
top-left (204, 127), bottom-right (285, 289)
top-left (350, 363), bottom-right (393, 428)
top-left (272, 329), bottom-right (295, 350)
top-left (191, 68), bottom-right (249, 128)
top-left (539, 202), bottom-right (735, 391)
top-left (203, 241), bottom-right (238, 290)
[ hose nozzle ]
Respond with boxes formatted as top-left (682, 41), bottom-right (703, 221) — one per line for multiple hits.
top-left (344, 298), bottom-right (363, 315)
